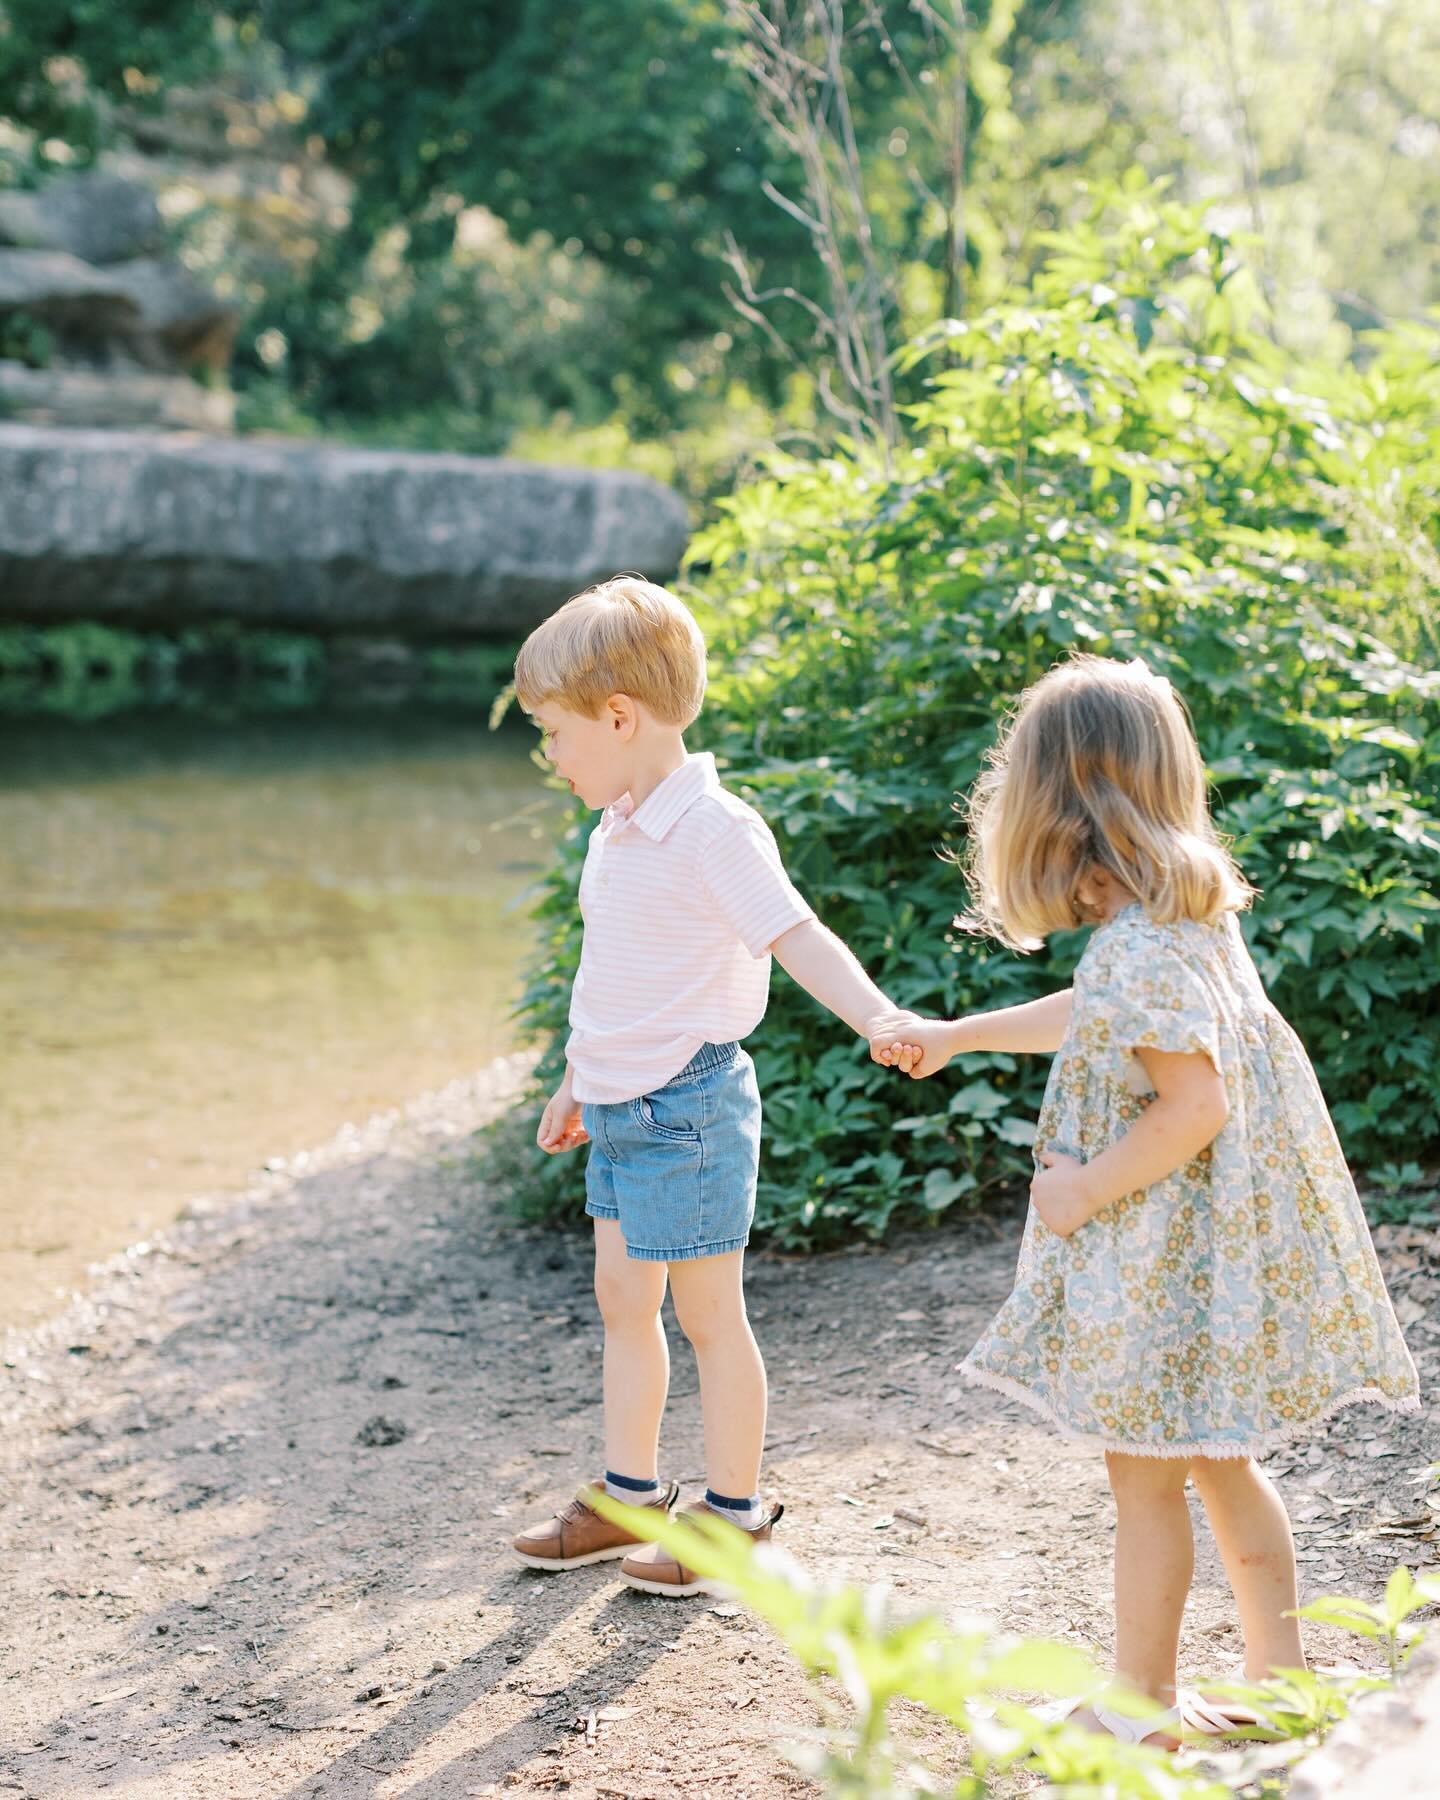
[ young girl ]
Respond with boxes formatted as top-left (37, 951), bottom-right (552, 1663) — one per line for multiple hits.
top-left (872, 654), bottom-right (1419, 1746)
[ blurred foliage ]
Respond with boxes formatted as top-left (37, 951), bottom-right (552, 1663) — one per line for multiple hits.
top-left (595, 1487), bottom-right (1440, 1798)
top-left (0, 621), bottom-right (516, 720)
top-left (0, 0), bottom-right (217, 167)
top-left (497, 187), bottom-right (1440, 1242)
top-left (2, 4), bottom-right (1436, 485)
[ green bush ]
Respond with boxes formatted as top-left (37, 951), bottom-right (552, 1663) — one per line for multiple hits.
top-left (499, 185), bottom-right (1440, 1245)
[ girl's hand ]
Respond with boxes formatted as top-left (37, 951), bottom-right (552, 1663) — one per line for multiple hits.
top-left (538, 1080), bottom-right (589, 1154)
top-left (869, 1016), bottom-right (957, 1080)
top-left (1029, 1150), bottom-right (1100, 1237)
top-left (863, 1008), bottom-right (923, 1074)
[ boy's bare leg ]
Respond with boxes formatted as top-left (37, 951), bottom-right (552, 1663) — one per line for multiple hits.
top-left (667, 1249), bottom-right (766, 1498)
top-left (594, 1219), bottom-right (669, 1479)
top-left (510, 1221), bottom-right (670, 1569)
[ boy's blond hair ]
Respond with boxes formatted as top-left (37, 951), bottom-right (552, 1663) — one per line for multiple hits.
top-left (514, 576), bottom-right (707, 725)
top-left (959, 654), bottom-right (1255, 951)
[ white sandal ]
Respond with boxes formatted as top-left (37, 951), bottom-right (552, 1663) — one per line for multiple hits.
top-left (1178, 1687), bottom-right (1257, 1736)
top-left (1181, 1662), bottom-right (1309, 1738)
top-left (1045, 1695), bottom-right (1182, 1747)
top-left (1090, 1699), bottom-right (1182, 1746)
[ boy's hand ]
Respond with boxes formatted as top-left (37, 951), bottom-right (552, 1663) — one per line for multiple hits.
top-left (869, 1015), bottom-right (955, 1080)
top-left (864, 1008), bottom-right (925, 1076)
top-left (1029, 1151), bottom-right (1099, 1237)
top-left (538, 1079), bottom-right (589, 1155)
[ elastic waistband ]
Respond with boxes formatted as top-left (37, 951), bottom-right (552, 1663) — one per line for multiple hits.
top-left (661, 1041), bottom-right (740, 1087)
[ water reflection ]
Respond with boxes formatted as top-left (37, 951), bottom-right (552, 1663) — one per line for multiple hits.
top-left (1, 710), bottom-right (562, 1330)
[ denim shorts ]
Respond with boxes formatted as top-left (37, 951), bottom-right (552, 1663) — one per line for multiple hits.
top-left (581, 1042), bottom-right (762, 1262)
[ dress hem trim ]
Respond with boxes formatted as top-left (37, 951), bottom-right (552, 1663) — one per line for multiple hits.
top-left (959, 1361), bottom-right (1420, 1459)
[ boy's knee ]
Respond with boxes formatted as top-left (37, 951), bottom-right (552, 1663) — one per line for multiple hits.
top-left (675, 1312), bottom-right (715, 1353)
top-left (671, 1295), bottom-right (742, 1354)
top-left (594, 1269), bottom-right (661, 1330)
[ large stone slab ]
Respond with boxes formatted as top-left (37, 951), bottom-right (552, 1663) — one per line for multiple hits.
top-left (0, 425), bottom-right (690, 637)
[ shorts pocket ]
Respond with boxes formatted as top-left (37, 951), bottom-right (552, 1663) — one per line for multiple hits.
top-left (630, 1087), bottom-right (703, 1142)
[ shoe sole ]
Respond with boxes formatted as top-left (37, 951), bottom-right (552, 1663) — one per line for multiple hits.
top-left (513, 1545), bottom-right (635, 1571)
top-left (619, 1570), bottom-right (712, 1597)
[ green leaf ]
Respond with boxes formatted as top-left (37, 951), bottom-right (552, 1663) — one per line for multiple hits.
top-left (949, 1082), bottom-right (1010, 1121)
top-left (1293, 1597), bottom-right (1385, 1639)
top-left (983, 1640), bottom-right (1097, 1695)
top-left (1382, 1565), bottom-right (1419, 1626)
top-left (1285, 925), bottom-right (1314, 966)
top-left (923, 1168), bottom-right (977, 1212)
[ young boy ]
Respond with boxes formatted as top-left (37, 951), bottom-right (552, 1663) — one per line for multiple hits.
top-left (509, 575), bottom-right (917, 1596)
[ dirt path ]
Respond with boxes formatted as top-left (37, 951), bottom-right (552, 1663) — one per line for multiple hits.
top-left (4, 1062), bottom-right (1437, 1799)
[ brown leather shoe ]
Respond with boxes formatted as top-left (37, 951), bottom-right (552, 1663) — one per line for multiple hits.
top-left (619, 1498), bottom-right (783, 1597)
top-left (512, 1478), bottom-right (680, 1571)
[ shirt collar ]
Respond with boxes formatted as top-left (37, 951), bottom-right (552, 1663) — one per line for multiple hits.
top-left (609, 752), bottom-right (720, 842)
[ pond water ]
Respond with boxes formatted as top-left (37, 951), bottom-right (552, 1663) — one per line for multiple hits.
top-left (1, 710), bottom-right (563, 1332)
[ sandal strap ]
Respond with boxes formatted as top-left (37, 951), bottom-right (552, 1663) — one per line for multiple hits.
top-left (1089, 1699), bottom-right (1181, 1745)
top-left (1178, 1687), bottom-right (1252, 1735)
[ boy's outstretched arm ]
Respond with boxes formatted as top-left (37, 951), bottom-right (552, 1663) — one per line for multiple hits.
top-left (769, 918), bottom-right (917, 1041)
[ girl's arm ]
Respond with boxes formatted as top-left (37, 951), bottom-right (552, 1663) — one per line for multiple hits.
top-left (870, 988), bottom-right (1074, 1077)
top-left (1031, 1046), bottom-right (1229, 1237)
top-left (951, 989), bottom-right (1073, 1055)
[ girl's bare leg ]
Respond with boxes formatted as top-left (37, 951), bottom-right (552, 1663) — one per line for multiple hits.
top-left (1189, 1456), bottom-right (1306, 1677)
top-left (1064, 1452), bottom-right (1193, 1748)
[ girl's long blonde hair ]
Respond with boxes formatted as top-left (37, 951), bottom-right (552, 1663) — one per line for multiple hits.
top-left (959, 654), bottom-right (1254, 951)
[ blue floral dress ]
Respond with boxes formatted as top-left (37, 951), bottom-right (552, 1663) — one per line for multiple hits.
top-left (962, 903), bottom-right (1419, 1457)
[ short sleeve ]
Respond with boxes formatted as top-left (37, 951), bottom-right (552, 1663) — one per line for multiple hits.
top-left (1080, 935), bottom-right (1222, 1076)
top-left (699, 813), bottom-right (815, 959)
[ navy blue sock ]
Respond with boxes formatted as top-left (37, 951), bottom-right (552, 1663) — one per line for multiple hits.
top-left (604, 1470), bottom-right (660, 1502)
top-left (705, 1487), bottom-right (764, 1529)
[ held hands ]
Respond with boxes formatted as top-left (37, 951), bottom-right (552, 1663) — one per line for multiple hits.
top-left (865, 1011), bottom-right (959, 1080)
top-left (537, 1076), bottom-right (589, 1155)
top-left (864, 1008), bottom-right (925, 1075)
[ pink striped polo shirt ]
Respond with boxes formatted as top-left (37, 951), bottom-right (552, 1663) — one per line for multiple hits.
top-left (565, 752), bottom-right (815, 1103)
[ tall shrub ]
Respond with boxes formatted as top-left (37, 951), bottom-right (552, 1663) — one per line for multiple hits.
top-left (501, 189), bottom-right (1440, 1244)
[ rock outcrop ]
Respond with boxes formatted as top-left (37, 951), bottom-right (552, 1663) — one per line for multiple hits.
top-left (0, 174), bottom-right (237, 429)
top-left (0, 425), bottom-right (689, 636)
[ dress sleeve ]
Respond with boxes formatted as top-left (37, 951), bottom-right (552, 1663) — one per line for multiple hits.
top-left (1079, 934), bottom-right (1222, 1076)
